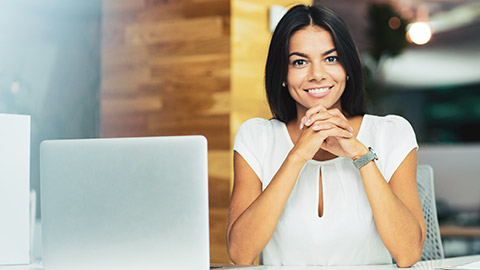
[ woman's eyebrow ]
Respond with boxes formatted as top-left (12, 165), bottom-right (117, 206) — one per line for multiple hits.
top-left (288, 52), bottom-right (308, 58)
top-left (322, 48), bottom-right (337, 56)
top-left (288, 48), bottom-right (337, 58)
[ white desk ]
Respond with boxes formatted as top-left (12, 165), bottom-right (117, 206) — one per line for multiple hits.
top-left (223, 255), bottom-right (480, 269)
top-left (0, 264), bottom-right (41, 270)
top-left (1, 255), bottom-right (479, 269)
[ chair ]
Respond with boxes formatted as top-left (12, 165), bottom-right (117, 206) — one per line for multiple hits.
top-left (417, 164), bottom-right (445, 261)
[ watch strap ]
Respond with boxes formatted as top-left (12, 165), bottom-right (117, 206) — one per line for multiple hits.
top-left (353, 147), bottom-right (378, 169)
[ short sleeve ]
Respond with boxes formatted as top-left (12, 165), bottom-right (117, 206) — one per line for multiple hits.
top-left (233, 118), bottom-right (267, 181)
top-left (381, 115), bottom-right (418, 182)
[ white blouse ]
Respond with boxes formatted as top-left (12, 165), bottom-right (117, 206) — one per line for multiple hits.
top-left (233, 114), bottom-right (418, 266)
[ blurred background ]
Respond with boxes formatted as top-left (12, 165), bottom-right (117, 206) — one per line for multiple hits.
top-left (0, 0), bottom-right (479, 264)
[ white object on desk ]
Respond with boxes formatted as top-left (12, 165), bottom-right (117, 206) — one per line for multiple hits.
top-left (29, 190), bottom-right (37, 263)
top-left (0, 113), bottom-right (30, 265)
top-left (448, 259), bottom-right (480, 269)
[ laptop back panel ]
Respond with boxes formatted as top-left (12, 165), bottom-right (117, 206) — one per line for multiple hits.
top-left (40, 136), bottom-right (209, 270)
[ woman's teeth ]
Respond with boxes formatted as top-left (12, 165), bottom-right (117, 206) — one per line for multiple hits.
top-left (307, 87), bottom-right (329, 94)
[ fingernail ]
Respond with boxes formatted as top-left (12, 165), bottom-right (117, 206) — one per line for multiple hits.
top-left (349, 126), bottom-right (354, 132)
top-left (313, 125), bottom-right (320, 131)
top-left (305, 119), bottom-right (312, 126)
top-left (349, 132), bottom-right (353, 137)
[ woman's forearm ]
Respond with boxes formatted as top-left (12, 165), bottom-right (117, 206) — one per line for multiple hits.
top-left (227, 152), bottom-right (307, 264)
top-left (359, 160), bottom-right (425, 267)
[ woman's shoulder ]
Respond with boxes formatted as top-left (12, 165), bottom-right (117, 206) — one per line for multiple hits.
top-left (234, 118), bottom-right (286, 166)
top-left (362, 114), bottom-right (416, 139)
top-left (235, 118), bottom-right (287, 147)
top-left (364, 114), bottom-right (413, 128)
top-left (237, 117), bottom-right (285, 132)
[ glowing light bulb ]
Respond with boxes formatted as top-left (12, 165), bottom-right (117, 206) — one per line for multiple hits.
top-left (407, 22), bottom-right (432, 45)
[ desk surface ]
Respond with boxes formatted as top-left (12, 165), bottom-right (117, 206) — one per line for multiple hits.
top-left (238, 255), bottom-right (480, 269)
top-left (1, 255), bottom-right (479, 269)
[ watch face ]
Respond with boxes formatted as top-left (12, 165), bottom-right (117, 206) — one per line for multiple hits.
top-left (368, 147), bottom-right (378, 160)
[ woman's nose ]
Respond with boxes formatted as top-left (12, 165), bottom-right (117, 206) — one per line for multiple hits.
top-left (308, 62), bottom-right (326, 81)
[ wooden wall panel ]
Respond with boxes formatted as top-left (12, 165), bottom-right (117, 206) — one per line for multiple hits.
top-left (101, 0), bottom-right (230, 263)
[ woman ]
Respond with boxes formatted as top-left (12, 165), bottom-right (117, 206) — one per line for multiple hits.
top-left (226, 4), bottom-right (426, 267)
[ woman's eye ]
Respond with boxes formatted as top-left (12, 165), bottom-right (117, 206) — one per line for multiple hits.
top-left (325, 56), bottom-right (338, 63)
top-left (292, 59), bottom-right (307, 66)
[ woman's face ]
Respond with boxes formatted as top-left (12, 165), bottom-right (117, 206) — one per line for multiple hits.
top-left (287, 25), bottom-right (347, 117)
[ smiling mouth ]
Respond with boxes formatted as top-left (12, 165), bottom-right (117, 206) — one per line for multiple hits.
top-left (305, 87), bottom-right (331, 94)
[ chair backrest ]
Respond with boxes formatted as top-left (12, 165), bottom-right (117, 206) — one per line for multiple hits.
top-left (417, 164), bottom-right (444, 261)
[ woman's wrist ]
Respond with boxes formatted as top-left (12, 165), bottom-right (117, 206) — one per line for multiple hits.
top-left (350, 143), bottom-right (369, 161)
top-left (287, 146), bottom-right (311, 164)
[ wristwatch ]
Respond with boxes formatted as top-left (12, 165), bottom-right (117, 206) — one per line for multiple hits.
top-left (353, 147), bottom-right (378, 169)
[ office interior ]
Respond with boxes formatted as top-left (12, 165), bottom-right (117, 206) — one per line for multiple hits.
top-left (0, 0), bottom-right (479, 265)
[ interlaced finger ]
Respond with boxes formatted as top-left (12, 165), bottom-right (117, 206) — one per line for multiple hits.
top-left (305, 113), bottom-right (353, 133)
top-left (314, 126), bottom-right (353, 139)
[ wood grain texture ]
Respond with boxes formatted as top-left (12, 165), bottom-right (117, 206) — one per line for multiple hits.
top-left (101, 0), bottom-right (230, 263)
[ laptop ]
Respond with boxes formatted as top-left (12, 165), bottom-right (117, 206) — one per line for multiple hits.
top-left (40, 136), bottom-right (209, 270)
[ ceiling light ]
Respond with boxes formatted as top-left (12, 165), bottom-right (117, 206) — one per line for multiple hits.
top-left (407, 22), bottom-right (432, 45)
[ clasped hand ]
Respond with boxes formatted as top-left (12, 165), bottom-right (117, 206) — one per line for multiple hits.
top-left (293, 105), bottom-right (367, 161)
